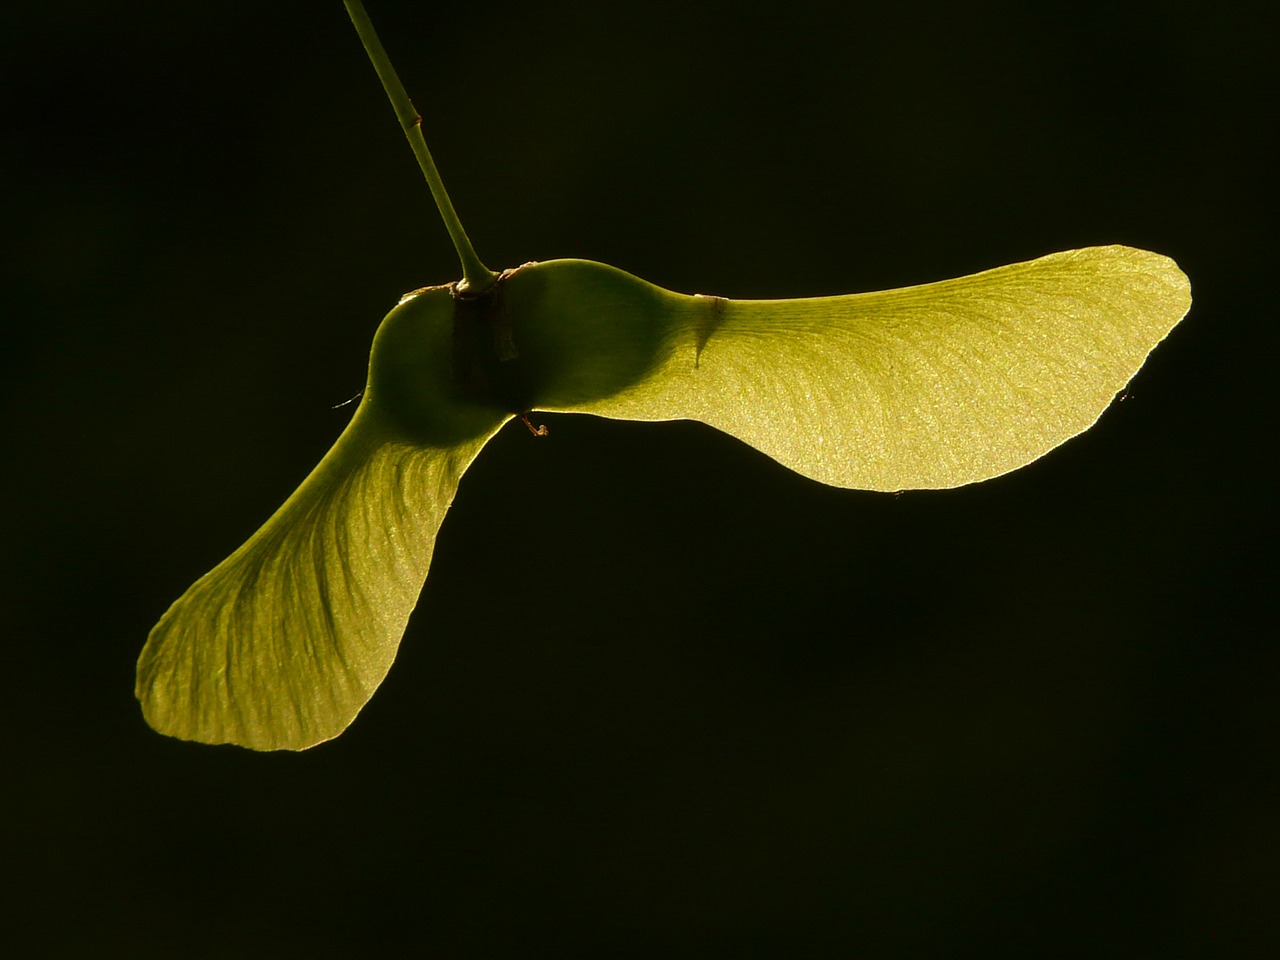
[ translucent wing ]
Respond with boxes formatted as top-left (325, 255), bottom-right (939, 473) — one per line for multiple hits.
top-left (136, 404), bottom-right (505, 751)
top-left (546, 245), bottom-right (1191, 491)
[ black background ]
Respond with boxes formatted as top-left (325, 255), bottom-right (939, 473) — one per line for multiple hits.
top-left (3, 0), bottom-right (1276, 956)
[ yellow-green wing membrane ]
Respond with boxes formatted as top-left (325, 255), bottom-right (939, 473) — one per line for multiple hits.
top-left (137, 288), bottom-right (508, 751)
top-left (535, 246), bottom-right (1190, 491)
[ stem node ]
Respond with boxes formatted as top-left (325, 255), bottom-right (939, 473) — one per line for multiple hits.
top-left (344, 0), bottom-right (497, 292)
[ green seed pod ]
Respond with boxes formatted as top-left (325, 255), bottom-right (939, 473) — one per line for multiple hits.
top-left (363, 282), bottom-right (504, 447)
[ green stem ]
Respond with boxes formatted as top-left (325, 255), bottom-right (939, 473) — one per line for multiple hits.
top-left (343, 0), bottom-right (496, 293)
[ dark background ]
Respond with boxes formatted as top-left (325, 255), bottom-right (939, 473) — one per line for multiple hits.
top-left (3, 0), bottom-right (1275, 956)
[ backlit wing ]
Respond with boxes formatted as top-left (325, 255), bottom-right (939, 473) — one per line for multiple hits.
top-left (136, 405), bottom-right (505, 751)
top-left (551, 245), bottom-right (1190, 491)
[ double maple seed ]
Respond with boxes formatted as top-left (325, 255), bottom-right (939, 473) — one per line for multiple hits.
top-left (135, 1), bottom-right (1191, 751)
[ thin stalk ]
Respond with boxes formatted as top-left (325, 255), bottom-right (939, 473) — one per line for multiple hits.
top-left (343, 0), bottom-right (496, 293)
